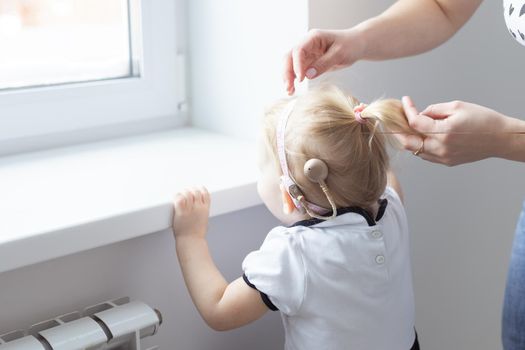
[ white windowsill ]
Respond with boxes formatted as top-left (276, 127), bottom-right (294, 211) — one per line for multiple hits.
top-left (0, 128), bottom-right (261, 274)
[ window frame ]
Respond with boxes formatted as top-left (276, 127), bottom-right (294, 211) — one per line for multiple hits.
top-left (0, 0), bottom-right (187, 156)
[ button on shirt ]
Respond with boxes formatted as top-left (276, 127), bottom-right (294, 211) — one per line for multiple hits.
top-left (242, 187), bottom-right (415, 350)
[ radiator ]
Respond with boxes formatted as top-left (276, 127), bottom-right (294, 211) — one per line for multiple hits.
top-left (0, 297), bottom-right (162, 350)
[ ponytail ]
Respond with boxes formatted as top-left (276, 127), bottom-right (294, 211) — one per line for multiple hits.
top-left (358, 98), bottom-right (424, 147)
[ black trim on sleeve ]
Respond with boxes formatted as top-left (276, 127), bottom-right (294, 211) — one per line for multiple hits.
top-left (242, 273), bottom-right (256, 289)
top-left (242, 274), bottom-right (279, 311)
top-left (259, 293), bottom-right (278, 311)
top-left (410, 331), bottom-right (420, 350)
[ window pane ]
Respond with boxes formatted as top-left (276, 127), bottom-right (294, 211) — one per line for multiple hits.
top-left (0, 0), bottom-right (133, 90)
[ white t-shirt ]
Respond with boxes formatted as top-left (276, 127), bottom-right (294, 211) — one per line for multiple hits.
top-left (242, 187), bottom-right (415, 350)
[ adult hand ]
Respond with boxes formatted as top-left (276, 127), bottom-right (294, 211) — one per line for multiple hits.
top-left (283, 29), bottom-right (364, 95)
top-left (398, 97), bottom-right (511, 166)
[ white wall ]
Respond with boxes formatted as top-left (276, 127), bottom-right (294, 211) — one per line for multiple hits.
top-left (187, 0), bottom-right (308, 140)
top-left (0, 206), bottom-right (283, 349)
top-left (309, 1), bottom-right (525, 349)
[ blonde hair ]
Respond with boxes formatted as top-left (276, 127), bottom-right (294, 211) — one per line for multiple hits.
top-left (263, 85), bottom-right (421, 211)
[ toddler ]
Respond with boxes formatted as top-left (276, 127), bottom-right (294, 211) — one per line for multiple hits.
top-left (173, 86), bottom-right (421, 350)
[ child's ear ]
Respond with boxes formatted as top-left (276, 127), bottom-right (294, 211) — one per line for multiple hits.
top-left (280, 184), bottom-right (297, 214)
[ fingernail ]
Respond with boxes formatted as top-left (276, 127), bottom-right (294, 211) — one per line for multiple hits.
top-left (305, 67), bottom-right (317, 79)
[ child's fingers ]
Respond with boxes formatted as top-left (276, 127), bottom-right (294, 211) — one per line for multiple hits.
top-left (188, 186), bottom-right (209, 205)
top-left (174, 192), bottom-right (185, 202)
top-left (179, 189), bottom-right (193, 209)
top-left (175, 187), bottom-right (209, 210)
top-left (173, 192), bottom-right (187, 212)
top-left (189, 186), bottom-right (202, 203)
top-left (200, 186), bottom-right (210, 205)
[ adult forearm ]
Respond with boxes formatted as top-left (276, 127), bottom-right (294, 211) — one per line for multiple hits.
top-left (497, 117), bottom-right (525, 162)
top-left (176, 237), bottom-right (228, 324)
top-left (352, 0), bottom-right (481, 61)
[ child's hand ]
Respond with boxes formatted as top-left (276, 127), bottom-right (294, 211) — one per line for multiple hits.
top-left (172, 186), bottom-right (210, 239)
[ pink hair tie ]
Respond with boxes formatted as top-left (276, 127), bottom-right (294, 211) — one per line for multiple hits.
top-left (353, 103), bottom-right (368, 124)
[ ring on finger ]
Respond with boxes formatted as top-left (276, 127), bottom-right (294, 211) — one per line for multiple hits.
top-left (413, 139), bottom-right (425, 156)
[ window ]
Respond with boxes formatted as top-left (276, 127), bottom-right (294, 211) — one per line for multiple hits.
top-left (0, 0), bottom-right (186, 155)
top-left (0, 0), bottom-right (137, 90)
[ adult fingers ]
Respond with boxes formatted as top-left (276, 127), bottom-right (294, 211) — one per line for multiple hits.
top-left (402, 96), bottom-right (438, 133)
top-left (392, 133), bottom-right (423, 154)
top-left (291, 29), bottom-right (327, 83)
top-left (291, 45), bottom-right (309, 84)
top-left (416, 151), bottom-right (443, 165)
top-left (305, 43), bottom-right (341, 80)
top-left (421, 101), bottom-right (464, 119)
top-left (409, 137), bottom-right (454, 165)
top-left (416, 137), bottom-right (445, 159)
top-left (403, 136), bottom-right (442, 164)
top-left (415, 149), bottom-right (453, 166)
top-left (283, 50), bottom-right (296, 95)
top-left (395, 133), bottom-right (444, 161)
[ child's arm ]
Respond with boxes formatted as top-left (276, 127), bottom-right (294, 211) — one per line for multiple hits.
top-left (173, 187), bottom-right (268, 331)
top-left (386, 169), bottom-right (404, 204)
